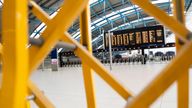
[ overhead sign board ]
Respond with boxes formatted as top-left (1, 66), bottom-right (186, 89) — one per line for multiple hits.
top-left (104, 25), bottom-right (165, 49)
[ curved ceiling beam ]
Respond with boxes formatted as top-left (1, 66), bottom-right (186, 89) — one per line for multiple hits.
top-left (71, 3), bottom-right (170, 40)
top-left (31, 1), bottom-right (170, 39)
top-left (71, 1), bottom-right (170, 33)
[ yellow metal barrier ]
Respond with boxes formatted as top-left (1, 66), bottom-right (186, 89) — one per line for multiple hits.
top-left (131, 0), bottom-right (189, 43)
top-left (61, 32), bottom-right (134, 100)
top-left (29, 0), bottom-right (134, 107)
top-left (29, 0), bottom-right (51, 24)
top-left (173, 0), bottom-right (189, 108)
top-left (125, 40), bottom-right (192, 107)
top-left (28, 81), bottom-right (55, 108)
top-left (125, 0), bottom-right (192, 108)
top-left (0, 0), bottom-right (191, 107)
top-left (80, 5), bottom-right (97, 108)
top-left (29, 0), bottom-right (89, 73)
top-left (0, 0), bottom-right (29, 108)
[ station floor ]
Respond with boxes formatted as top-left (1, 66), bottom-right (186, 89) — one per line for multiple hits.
top-left (29, 62), bottom-right (192, 108)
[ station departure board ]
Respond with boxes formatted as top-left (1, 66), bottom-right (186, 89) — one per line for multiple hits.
top-left (104, 25), bottom-right (165, 49)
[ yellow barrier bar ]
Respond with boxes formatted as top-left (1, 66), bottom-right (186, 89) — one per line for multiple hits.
top-left (28, 1), bottom-right (54, 107)
top-left (0, 44), bottom-right (2, 54)
top-left (28, 1), bottom-right (90, 107)
top-left (29, 0), bottom-right (89, 73)
top-left (131, 0), bottom-right (189, 43)
top-left (26, 101), bottom-right (31, 108)
top-left (177, 71), bottom-right (189, 108)
top-left (29, 0), bottom-right (51, 24)
top-left (173, 0), bottom-right (189, 108)
top-left (80, 5), bottom-right (97, 108)
top-left (61, 32), bottom-right (134, 100)
top-left (28, 81), bottom-right (55, 108)
top-left (125, 40), bottom-right (192, 108)
top-left (27, 1), bottom-right (88, 107)
top-left (0, 0), bottom-right (29, 107)
top-left (27, 82), bottom-right (54, 107)
top-left (0, 44), bottom-right (2, 63)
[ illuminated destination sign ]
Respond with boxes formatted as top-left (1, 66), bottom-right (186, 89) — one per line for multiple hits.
top-left (104, 25), bottom-right (165, 49)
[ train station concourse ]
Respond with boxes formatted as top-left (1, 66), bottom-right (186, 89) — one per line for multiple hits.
top-left (0, 0), bottom-right (192, 108)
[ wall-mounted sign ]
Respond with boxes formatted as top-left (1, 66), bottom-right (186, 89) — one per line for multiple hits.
top-left (104, 25), bottom-right (165, 49)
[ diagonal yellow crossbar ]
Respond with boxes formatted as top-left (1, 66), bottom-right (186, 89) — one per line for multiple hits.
top-left (29, 1), bottom-right (134, 107)
top-left (27, 0), bottom-right (89, 107)
top-left (124, 0), bottom-right (192, 107)
top-left (28, 1), bottom-right (55, 107)
top-left (131, 0), bottom-right (190, 43)
top-left (125, 40), bottom-right (192, 108)
top-left (61, 32), bottom-right (134, 100)
top-left (29, 0), bottom-right (51, 24)
top-left (28, 0), bottom-right (90, 108)
top-left (29, 0), bottom-right (89, 73)
top-left (28, 81), bottom-right (55, 108)
top-left (30, 1), bottom-right (133, 105)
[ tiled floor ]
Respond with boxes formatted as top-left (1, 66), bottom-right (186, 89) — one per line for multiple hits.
top-left (29, 62), bottom-right (192, 108)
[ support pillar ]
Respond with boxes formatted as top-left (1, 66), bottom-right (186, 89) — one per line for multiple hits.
top-left (59, 52), bottom-right (63, 67)
top-left (141, 48), bottom-right (146, 64)
top-left (51, 49), bottom-right (58, 71)
top-left (108, 31), bottom-right (112, 70)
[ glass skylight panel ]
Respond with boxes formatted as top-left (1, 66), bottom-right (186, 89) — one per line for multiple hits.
top-left (108, 16), bottom-right (153, 32)
top-left (89, 0), bottom-right (98, 5)
top-left (96, 20), bottom-right (107, 26)
top-left (50, 11), bottom-right (58, 18)
top-left (30, 9), bottom-right (60, 38)
top-left (92, 34), bottom-right (102, 42)
top-left (90, 1), bottom-right (169, 31)
top-left (131, 17), bottom-right (153, 23)
top-left (108, 15), bottom-right (120, 20)
top-left (36, 23), bottom-right (46, 31)
top-left (33, 33), bottom-right (40, 38)
top-left (30, 0), bottom-right (172, 51)
top-left (91, 0), bottom-right (171, 29)
top-left (30, 23), bottom-right (46, 38)
top-left (93, 10), bottom-right (121, 25)
top-left (75, 35), bottom-right (80, 39)
top-left (0, 0), bottom-right (3, 6)
top-left (94, 18), bottom-right (103, 24)
top-left (122, 10), bottom-right (135, 15)
top-left (57, 48), bottom-right (63, 53)
top-left (72, 31), bottom-right (80, 38)
top-left (185, 5), bottom-right (192, 31)
top-left (105, 11), bottom-right (118, 18)
top-left (97, 45), bottom-right (103, 49)
top-left (151, 0), bottom-right (170, 4)
top-left (91, 26), bottom-right (95, 30)
top-left (30, 30), bottom-right (37, 38)
top-left (119, 6), bottom-right (134, 12)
